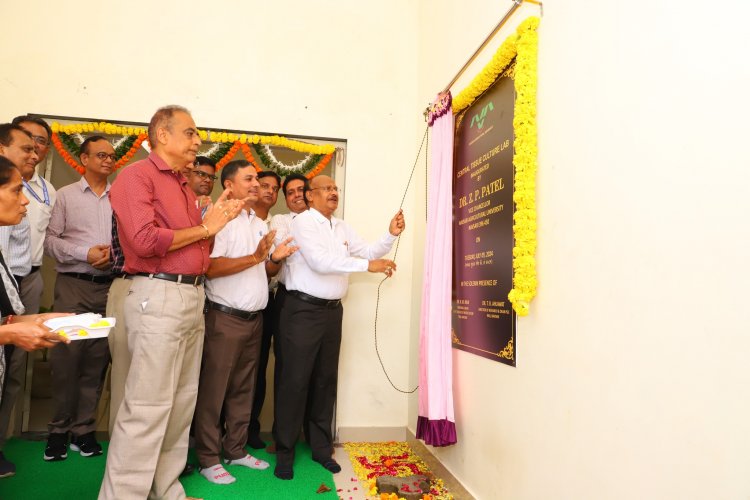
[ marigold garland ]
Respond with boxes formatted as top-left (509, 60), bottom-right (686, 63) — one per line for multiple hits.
top-left (215, 142), bottom-right (242, 170)
top-left (452, 16), bottom-right (540, 316)
top-left (51, 132), bottom-right (147, 174)
top-left (304, 152), bottom-right (332, 178)
top-left (240, 143), bottom-right (264, 173)
top-left (51, 121), bottom-right (148, 137)
top-left (51, 133), bottom-right (84, 174)
top-left (52, 121), bottom-right (335, 155)
top-left (114, 134), bottom-right (147, 169)
top-left (50, 120), bottom-right (336, 177)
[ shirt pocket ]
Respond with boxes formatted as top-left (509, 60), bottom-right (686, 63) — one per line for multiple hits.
top-left (333, 232), bottom-right (350, 258)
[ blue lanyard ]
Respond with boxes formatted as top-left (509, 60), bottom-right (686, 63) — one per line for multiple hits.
top-left (23, 177), bottom-right (50, 206)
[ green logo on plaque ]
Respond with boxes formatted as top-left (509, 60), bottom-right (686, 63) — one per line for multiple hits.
top-left (470, 102), bottom-right (494, 130)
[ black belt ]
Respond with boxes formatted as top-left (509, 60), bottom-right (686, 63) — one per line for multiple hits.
top-left (14, 266), bottom-right (42, 285)
top-left (128, 272), bottom-right (205, 286)
top-left (62, 272), bottom-right (113, 284)
top-left (287, 289), bottom-right (341, 308)
top-left (205, 299), bottom-right (259, 321)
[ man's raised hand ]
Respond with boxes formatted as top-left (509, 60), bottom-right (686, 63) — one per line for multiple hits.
top-left (389, 209), bottom-right (406, 236)
top-left (202, 189), bottom-right (245, 236)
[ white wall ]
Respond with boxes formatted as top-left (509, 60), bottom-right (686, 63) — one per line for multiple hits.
top-left (0, 0), bottom-right (420, 433)
top-left (415, 1), bottom-right (750, 498)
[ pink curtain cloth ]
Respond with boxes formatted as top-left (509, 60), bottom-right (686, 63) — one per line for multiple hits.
top-left (416, 93), bottom-right (457, 446)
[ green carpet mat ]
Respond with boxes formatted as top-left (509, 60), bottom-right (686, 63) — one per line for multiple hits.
top-left (0, 438), bottom-right (337, 499)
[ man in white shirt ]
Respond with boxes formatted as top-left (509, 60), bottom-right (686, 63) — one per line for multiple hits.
top-left (248, 173), bottom-right (309, 450)
top-left (269, 173), bottom-right (308, 288)
top-left (274, 174), bottom-right (405, 480)
top-left (11, 116), bottom-right (56, 315)
top-left (194, 160), bottom-right (296, 485)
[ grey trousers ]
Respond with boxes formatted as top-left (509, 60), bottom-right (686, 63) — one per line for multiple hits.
top-left (99, 277), bottom-right (205, 500)
top-left (105, 277), bottom-right (132, 436)
top-left (48, 273), bottom-right (111, 436)
top-left (20, 268), bottom-right (43, 315)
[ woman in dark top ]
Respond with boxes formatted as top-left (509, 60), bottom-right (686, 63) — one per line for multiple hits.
top-left (0, 155), bottom-right (70, 402)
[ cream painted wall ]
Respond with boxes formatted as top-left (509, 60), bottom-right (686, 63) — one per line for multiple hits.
top-left (415, 1), bottom-right (750, 499)
top-left (0, 0), bottom-right (420, 431)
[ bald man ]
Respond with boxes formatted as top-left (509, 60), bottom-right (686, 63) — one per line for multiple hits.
top-left (273, 175), bottom-right (405, 480)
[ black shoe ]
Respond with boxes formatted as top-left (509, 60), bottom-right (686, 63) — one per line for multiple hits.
top-left (180, 462), bottom-right (196, 477)
top-left (246, 434), bottom-right (265, 450)
top-left (274, 463), bottom-right (294, 480)
top-left (0, 451), bottom-right (15, 478)
top-left (70, 432), bottom-right (102, 457)
top-left (44, 433), bottom-right (68, 461)
top-left (314, 457), bottom-right (341, 473)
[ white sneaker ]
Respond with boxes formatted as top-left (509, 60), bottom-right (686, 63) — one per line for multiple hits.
top-left (200, 464), bottom-right (236, 484)
top-left (224, 454), bottom-right (270, 470)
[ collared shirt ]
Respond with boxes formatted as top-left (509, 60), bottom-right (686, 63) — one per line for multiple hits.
top-left (45, 176), bottom-right (112, 275)
top-left (259, 213), bottom-right (277, 291)
top-left (110, 213), bottom-right (124, 275)
top-left (110, 152), bottom-right (209, 276)
top-left (205, 209), bottom-right (269, 312)
top-left (286, 208), bottom-right (396, 300)
top-left (24, 172), bottom-right (57, 266)
top-left (269, 211), bottom-right (304, 285)
top-left (0, 218), bottom-right (31, 277)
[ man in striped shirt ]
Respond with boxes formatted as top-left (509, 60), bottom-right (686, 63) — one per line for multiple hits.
top-left (44, 135), bottom-right (115, 462)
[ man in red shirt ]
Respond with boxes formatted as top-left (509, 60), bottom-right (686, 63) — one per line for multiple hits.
top-left (99, 105), bottom-right (243, 500)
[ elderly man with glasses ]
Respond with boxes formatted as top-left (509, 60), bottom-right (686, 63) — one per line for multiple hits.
top-left (273, 174), bottom-right (405, 480)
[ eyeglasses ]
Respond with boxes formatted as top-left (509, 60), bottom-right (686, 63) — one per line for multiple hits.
top-left (94, 152), bottom-right (118, 161)
top-left (310, 185), bottom-right (340, 194)
top-left (31, 135), bottom-right (49, 147)
top-left (192, 170), bottom-right (217, 181)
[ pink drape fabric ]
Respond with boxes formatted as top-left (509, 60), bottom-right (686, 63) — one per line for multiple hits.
top-left (416, 102), bottom-right (457, 446)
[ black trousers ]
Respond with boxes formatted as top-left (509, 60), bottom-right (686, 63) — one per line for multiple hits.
top-left (248, 290), bottom-right (279, 439)
top-left (274, 292), bottom-right (342, 466)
